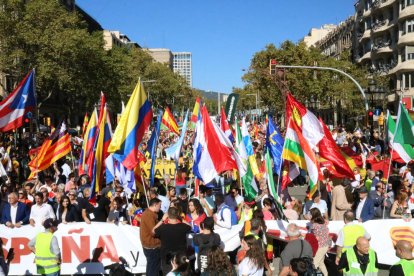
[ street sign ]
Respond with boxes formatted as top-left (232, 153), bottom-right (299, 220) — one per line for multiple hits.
top-left (374, 109), bottom-right (381, 116)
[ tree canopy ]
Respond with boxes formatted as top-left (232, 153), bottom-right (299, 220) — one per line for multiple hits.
top-left (0, 0), bottom-right (193, 124)
top-left (236, 41), bottom-right (371, 123)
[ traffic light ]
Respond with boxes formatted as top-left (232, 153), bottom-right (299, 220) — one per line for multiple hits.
top-left (368, 110), bottom-right (374, 126)
top-left (269, 59), bottom-right (277, 75)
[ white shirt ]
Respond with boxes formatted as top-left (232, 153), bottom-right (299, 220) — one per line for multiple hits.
top-left (305, 200), bottom-right (328, 216)
top-left (30, 203), bottom-right (56, 226)
top-left (61, 163), bottom-right (71, 179)
top-left (238, 257), bottom-right (264, 276)
top-left (214, 204), bottom-right (232, 229)
top-left (10, 204), bottom-right (18, 224)
top-left (351, 174), bottom-right (361, 188)
top-left (356, 197), bottom-right (367, 220)
top-left (235, 194), bottom-right (244, 206)
top-left (157, 195), bottom-right (170, 214)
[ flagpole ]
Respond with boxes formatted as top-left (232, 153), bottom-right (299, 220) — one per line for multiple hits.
top-left (383, 146), bottom-right (394, 219)
top-left (140, 172), bottom-right (150, 208)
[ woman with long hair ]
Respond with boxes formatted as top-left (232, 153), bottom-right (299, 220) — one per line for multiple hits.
top-left (204, 245), bottom-right (235, 275)
top-left (238, 235), bottom-right (265, 276)
top-left (309, 208), bottom-right (330, 276)
top-left (167, 185), bottom-right (177, 202)
top-left (57, 195), bottom-right (78, 224)
top-left (185, 198), bottom-right (206, 233)
top-left (390, 191), bottom-right (411, 220)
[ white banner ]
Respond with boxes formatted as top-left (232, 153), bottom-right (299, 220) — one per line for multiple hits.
top-left (266, 219), bottom-right (414, 266)
top-left (1, 222), bottom-right (242, 275)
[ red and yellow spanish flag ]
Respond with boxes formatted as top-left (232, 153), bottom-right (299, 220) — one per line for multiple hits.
top-left (162, 106), bottom-right (179, 135)
top-left (28, 122), bottom-right (71, 179)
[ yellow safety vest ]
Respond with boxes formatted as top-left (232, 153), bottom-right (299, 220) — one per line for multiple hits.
top-left (394, 259), bottom-right (414, 276)
top-left (344, 248), bottom-right (378, 276)
top-left (342, 224), bottom-right (365, 252)
top-left (238, 209), bottom-right (253, 225)
top-left (35, 232), bottom-right (60, 275)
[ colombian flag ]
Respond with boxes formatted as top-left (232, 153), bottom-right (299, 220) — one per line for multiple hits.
top-left (162, 106), bottom-right (179, 135)
top-left (108, 80), bottom-right (153, 170)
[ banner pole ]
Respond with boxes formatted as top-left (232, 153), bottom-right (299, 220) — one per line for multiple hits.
top-left (383, 147), bottom-right (394, 219)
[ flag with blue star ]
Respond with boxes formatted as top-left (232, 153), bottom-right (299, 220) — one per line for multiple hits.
top-left (266, 116), bottom-right (284, 175)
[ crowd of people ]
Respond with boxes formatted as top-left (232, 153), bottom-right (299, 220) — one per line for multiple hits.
top-left (0, 121), bottom-right (413, 276)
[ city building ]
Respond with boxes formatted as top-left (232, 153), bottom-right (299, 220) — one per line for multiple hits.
top-left (303, 24), bottom-right (337, 48)
top-left (353, 0), bottom-right (414, 111)
top-left (103, 30), bottom-right (140, 50)
top-left (173, 52), bottom-right (192, 87)
top-left (145, 48), bottom-right (174, 69)
top-left (316, 17), bottom-right (355, 60)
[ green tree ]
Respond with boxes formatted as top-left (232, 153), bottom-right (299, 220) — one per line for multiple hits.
top-left (237, 41), bottom-right (370, 125)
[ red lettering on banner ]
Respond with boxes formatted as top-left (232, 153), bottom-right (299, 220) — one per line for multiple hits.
top-left (62, 236), bottom-right (90, 263)
top-left (10, 237), bottom-right (31, 263)
top-left (96, 235), bottom-right (118, 262)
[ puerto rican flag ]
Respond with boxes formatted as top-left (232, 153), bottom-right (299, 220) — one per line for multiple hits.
top-left (0, 70), bottom-right (36, 132)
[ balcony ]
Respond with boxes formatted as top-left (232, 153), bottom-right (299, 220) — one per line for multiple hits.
top-left (389, 60), bottom-right (414, 74)
top-left (372, 0), bottom-right (394, 10)
top-left (399, 5), bottom-right (414, 21)
top-left (369, 61), bottom-right (396, 75)
top-left (357, 51), bottom-right (372, 63)
top-left (359, 29), bottom-right (372, 41)
top-left (398, 32), bottom-right (414, 46)
top-left (372, 40), bottom-right (393, 53)
top-left (371, 19), bottom-right (388, 31)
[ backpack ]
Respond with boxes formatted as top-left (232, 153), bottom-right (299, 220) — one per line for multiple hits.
top-left (298, 240), bottom-right (323, 276)
top-left (220, 205), bottom-right (238, 226)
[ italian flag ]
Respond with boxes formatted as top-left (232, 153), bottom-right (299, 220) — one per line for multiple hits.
top-left (235, 118), bottom-right (258, 201)
top-left (282, 119), bottom-right (320, 197)
top-left (387, 111), bottom-right (414, 163)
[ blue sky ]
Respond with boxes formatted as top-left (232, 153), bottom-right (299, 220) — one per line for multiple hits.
top-left (77, 0), bottom-right (355, 94)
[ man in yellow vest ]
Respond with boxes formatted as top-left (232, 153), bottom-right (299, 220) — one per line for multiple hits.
top-left (28, 218), bottom-right (61, 276)
top-left (390, 240), bottom-right (414, 275)
top-left (335, 210), bottom-right (371, 265)
top-left (337, 237), bottom-right (379, 275)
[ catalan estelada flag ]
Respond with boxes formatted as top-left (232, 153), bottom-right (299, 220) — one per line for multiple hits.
top-left (162, 106), bottom-right (179, 135)
top-left (79, 109), bottom-right (98, 175)
top-left (108, 80), bottom-right (153, 170)
top-left (191, 97), bottom-right (201, 123)
top-left (90, 93), bottom-right (112, 196)
top-left (28, 121), bottom-right (71, 178)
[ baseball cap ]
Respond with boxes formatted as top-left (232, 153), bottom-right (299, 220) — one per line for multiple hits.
top-left (358, 186), bottom-right (368, 194)
top-left (43, 218), bottom-right (58, 229)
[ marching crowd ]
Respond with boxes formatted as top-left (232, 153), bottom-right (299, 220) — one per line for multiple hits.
top-left (0, 122), bottom-right (414, 276)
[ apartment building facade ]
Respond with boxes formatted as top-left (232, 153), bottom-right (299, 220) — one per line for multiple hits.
top-left (173, 52), bottom-right (192, 87)
top-left (353, 0), bottom-right (414, 110)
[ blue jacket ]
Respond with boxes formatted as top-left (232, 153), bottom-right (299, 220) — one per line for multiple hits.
top-left (1, 202), bottom-right (30, 225)
top-left (355, 197), bottom-right (375, 222)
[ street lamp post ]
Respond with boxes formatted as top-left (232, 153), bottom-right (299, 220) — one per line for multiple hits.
top-left (141, 79), bottom-right (157, 101)
top-left (274, 64), bottom-right (370, 126)
top-left (246, 93), bottom-right (258, 121)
